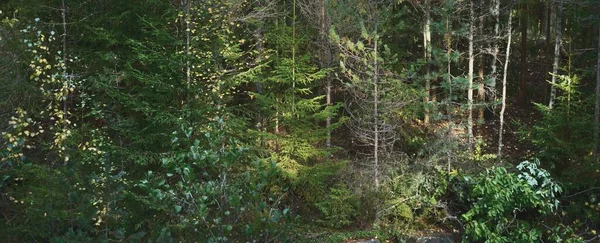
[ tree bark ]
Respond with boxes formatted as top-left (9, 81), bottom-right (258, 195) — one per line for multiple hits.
top-left (445, 14), bottom-right (452, 121)
top-left (544, 2), bottom-right (553, 102)
top-left (254, 0), bottom-right (266, 147)
top-left (595, 25), bottom-right (600, 162)
top-left (478, 7), bottom-right (485, 128)
top-left (490, 0), bottom-right (500, 101)
top-left (548, 2), bottom-right (555, 54)
top-left (518, 2), bottom-right (527, 105)
top-left (320, 0), bottom-right (333, 148)
top-left (545, 2), bottom-right (551, 51)
top-left (185, 0), bottom-right (190, 89)
top-left (373, 26), bottom-right (380, 190)
top-left (444, 10), bottom-right (453, 181)
top-left (549, 0), bottom-right (562, 109)
top-left (61, 0), bottom-right (70, 166)
top-left (423, 0), bottom-right (432, 124)
top-left (292, 0), bottom-right (297, 115)
top-left (498, 4), bottom-right (513, 158)
top-left (467, 0), bottom-right (475, 150)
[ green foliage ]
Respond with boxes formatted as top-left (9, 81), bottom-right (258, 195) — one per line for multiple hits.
top-left (243, 8), bottom-right (345, 228)
top-left (377, 166), bottom-right (448, 236)
top-left (316, 183), bottom-right (358, 228)
top-left (2, 1), bottom-right (295, 241)
top-left (546, 224), bottom-right (585, 243)
top-left (294, 161), bottom-right (345, 205)
top-left (0, 164), bottom-right (86, 241)
top-left (134, 121), bottom-right (292, 242)
top-left (3, 0), bottom-right (600, 241)
top-left (458, 159), bottom-right (563, 242)
top-left (522, 73), bottom-right (594, 178)
top-left (472, 136), bottom-right (497, 162)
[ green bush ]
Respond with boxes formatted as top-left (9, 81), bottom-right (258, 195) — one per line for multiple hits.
top-left (316, 183), bottom-right (358, 228)
top-left (132, 123), bottom-right (293, 242)
top-left (458, 159), bottom-right (565, 242)
top-left (0, 164), bottom-right (84, 241)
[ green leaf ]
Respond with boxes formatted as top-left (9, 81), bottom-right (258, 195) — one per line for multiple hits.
top-left (360, 22), bottom-right (369, 40)
top-left (356, 41), bottom-right (364, 51)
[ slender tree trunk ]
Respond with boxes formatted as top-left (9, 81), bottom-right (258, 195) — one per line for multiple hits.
top-left (254, 0), bottom-right (266, 147)
top-left (185, 0), bottom-right (190, 89)
top-left (320, 0), bottom-right (332, 148)
top-left (478, 9), bottom-right (485, 128)
top-left (61, 0), bottom-right (67, 61)
top-left (544, 2), bottom-right (553, 102)
top-left (424, 0), bottom-right (432, 124)
top-left (445, 15), bottom-right (452, 121)
top-left (498, 5), bottom-right (513, 158)
top-left (275, 96), bottom-right (280, 152)
top-left (549, 2), bottom-right (554, 49)
top-left (61, 0), bottom-right (68, 165)
top-left (444, 11), bottom-right (453, 179)
top-left (545, 2), bottom-right (551, 51)
top-left (519, 3), bottom-right (528, 105)
top-left (478, 77), bottom-right (485, 126)
top-left (595, 25), bottom-right (600, 162)
top-left (292, 0), bottom-right (297, 115)
top-left (490, 0), bottom-right (500, 101)
top-left (467, 0), bottom-right (475, 150)
top-left (373, 27), bottom-right (380, 190)
top-left (549, 0), bottom-right (563, 109)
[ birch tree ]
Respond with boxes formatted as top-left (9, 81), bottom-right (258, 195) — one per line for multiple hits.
top-left (498, 3), bottom-right (513, 158)
top-left (424, 0), bottom-right (432, 124)
top-left (467, 0), bottom-right (475, 150)
top-left (407, 0), bottom-right (434, 124)
top-left (549, 0), bottom-right (563, 109)
top-left (489, 0), bottom-right (500, 102)
top-left (477, 2), bottom-right (485, 127)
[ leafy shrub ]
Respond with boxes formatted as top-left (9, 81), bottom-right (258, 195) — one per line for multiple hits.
top-left (458, 159), bottom-right (564, 242)
top-left (133, 123), bottom-right (292, 242)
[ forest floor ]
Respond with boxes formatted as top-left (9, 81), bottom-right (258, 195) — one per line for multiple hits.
top-left (478, 100), bottom-right (539, 162)
top-left (480, 52), bottom-right (552, 163)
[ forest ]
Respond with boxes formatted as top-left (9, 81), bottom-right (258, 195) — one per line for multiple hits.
top-left (1, 0), bottom-right (600, 242)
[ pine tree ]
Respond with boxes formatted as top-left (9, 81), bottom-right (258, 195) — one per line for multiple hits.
top-left (332, 14), bottom-right (415, 189)
top-left (249, 0), bottom-right (338, 180)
